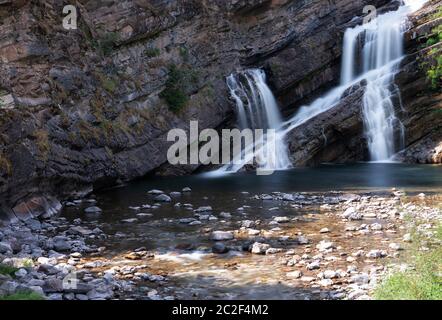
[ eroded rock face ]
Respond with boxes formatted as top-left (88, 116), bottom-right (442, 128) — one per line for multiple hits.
top-left (0, 0), bottom-right (393, 216)
top-left (0, 0), bottom-right (439, 218)
top-left (394, 0), bottom-right (442, 163)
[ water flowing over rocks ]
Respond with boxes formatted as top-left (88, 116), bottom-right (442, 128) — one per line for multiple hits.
top-left (1, 184), bottom-right (440, 300)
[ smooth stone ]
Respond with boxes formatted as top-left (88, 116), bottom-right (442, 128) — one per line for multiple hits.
top-left (307, 260), bottom-right (321, 270)
top-left (273, 217), bottom-right (290, 223)
top-left (154, 194), bottom-right (172, 202)
top-left (296, 236), bottom-right (310, 245)
top-left (286, 271), bottom-right (303, 279)
top-left (319, 228), bottom-right (330, 233)
top-left (389, 243), bottom-right (402, 251)
top-left (251, 242), bottom-right (270, 254)
top-left (84, 206), bottom-right (102, 214)
top-left (212, 242), bottom-right (229, 254)
top-left (316, 240), bottom-right (334, 251)
top-left (195, 206), bottom-right (213, 213)
top-left (0, 241), bottom-right (12, 254)
top-left (121, 218), bottom-right (138, 223)
top-left (148, 189), bottom-right (164, 195)
top-left (182, 187), bottom-right (192, 192)
top-left (170, 192), bottom-right (181, 197)
top-left (210, 231), bottom-right (234, 241)
top-left (219, 212), bottom-right (231, 219)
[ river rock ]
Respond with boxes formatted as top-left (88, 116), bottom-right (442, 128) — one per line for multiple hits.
top-left (286, 270), bottom-right (303, 279)
top-left (154, 194), bottom-right (172, 202)
top-left (182, 187), bottom-right (192, 192)
top-left (241, 220), bottom-right (255, 228)
top-left (84, 206), bottom-right (102, 214)
top-left (342, 207), bottom-right (362, 220)
top-left (195, 206), bottom-right (213, 213)
top-left (251, 242), bottom-right (270, 254)
top-left (0, 241), bottom-right (12, 254)
top-left (296, 236), bottom-right (310, 245)
top-left (389, 243), bottom-right (402, 251)
top-left (273, 216), bottom-right (290, 223)
top-left (210, 231), bottom-right (234, 241)
top-left (212, 242), bottom-right (229, 254)
top-left (219, 212), bottom-right (232, 219)
top-left (148, 190), bottom-right (164, 195)
top-left (307, 260), bottom-right (321, 270)
top-left (366, 249), bottom-right (387, 258)
top-left (316, 240), bottom-right (334, 252)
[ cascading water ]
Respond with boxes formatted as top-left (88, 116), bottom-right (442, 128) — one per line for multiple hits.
top-left (211, 0), bottom-right (427, 175)
top-left (214, 69), bottom-right (291, 174)
top-left (283, 0), bottom-right (428, 160)
top-left (339, 0), bottom-right (427, 161)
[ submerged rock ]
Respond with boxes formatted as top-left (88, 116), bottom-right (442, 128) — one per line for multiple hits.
top-left (84, 206), bottom-right (102, 214)
top-left (212, 242), bottom-right (229, 254)
top-left (210, 231), bottom-right (234, 241)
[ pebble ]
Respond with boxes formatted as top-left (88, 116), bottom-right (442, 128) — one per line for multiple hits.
top-left (316, 240), bottom-right (334, 252)
top-left (194, 206), bottom-right (213, 213)
top-left (84, 206), bottom-right (102, 214)
top-left (210, 231), bottom-right (234, 241)
top-left (273, 217), bottom-right (290, 223)
top-left (286, 271), bottom-right (303, 279)
top-left (389, 243), bottom-right (402, 251)
top-left (212, 243), bottom-right (229, 254)
top-left (251, 242), bottom-right (270, 254)
top-left (219, 212), bottom-right (232, 219)
top-left (148, 189), bottom-right (164, 195)
top-left (319, 228), bottom-right (330, 233)
top-left (154, 194), bottom-right (172, 202)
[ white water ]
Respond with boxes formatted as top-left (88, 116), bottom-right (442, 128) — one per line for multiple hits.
top-left (213, 69), bottom-right (291, 174)
top-left (339, 0), bottom-right (427, 160)
top-left (212, 0), bottom-right (427, 174)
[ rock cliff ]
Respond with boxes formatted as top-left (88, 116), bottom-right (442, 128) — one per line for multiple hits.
top-left (0, 0), bottom-right (440, 220)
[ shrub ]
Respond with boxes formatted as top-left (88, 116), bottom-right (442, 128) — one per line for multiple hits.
top-left (144, 47), bottom-right (160, 58)
top-left (159, 64), bottom-right (193, 113)
top-left (0, 264), bottom-right (18, 277)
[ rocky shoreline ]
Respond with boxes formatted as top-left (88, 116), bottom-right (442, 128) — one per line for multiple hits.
top-left (1, 188), bottom-right (441, 300)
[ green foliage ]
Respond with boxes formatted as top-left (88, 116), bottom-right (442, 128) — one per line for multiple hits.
top-left (0, 264), bottom-right (18, 277)
top-left (144, 47), bottom-right (160, 58)
top-left (426, 49), bottom-right (442, 90)
top-left (95, 72), bottom-right (118, 94)
top-left (97, 32), bottom-right (119, 57)
top-left (374, 223), bottom-right (442, 300)
top-left (0, 291), bottom-right (45, 300)
top-left (179, 47), bottom-right (189, 62)
top-left (159, 64), bottom-right (199, 113)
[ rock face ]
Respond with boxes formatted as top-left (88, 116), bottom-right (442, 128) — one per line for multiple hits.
top-left (0, 0), bottom-right (439, 218)
top-left (0, 0), bottom-right (393, 218)
top-left (394, 1), bottom-right (442, 163)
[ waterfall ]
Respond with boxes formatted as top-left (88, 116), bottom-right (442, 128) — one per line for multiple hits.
top-left (210, 0), bottom-right (427, 175)
top-left (283, 0), bottom-right (427, 161)
top-left (214, 69), bottom-right (291, 174)
top-left (339, 0), bottom-right (427, 160)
